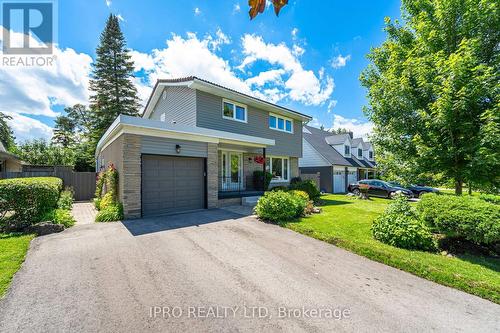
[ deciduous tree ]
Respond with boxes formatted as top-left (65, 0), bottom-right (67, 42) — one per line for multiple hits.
top-left (361, 0), bottom-right (499, 194)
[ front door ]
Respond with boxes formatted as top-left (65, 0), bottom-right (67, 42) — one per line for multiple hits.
top-left (221, 152), bottom-right (243, 191)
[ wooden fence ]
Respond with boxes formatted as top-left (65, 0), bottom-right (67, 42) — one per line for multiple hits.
top-left (2, 166), bottom-right (96, 201)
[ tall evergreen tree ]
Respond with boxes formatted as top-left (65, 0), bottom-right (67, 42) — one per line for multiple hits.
top-left (89, 14), bottom-right (140, 141)
top-left (0, 112), bottom-right (16, 150)
top-left (52, 115), bottom-right (76, 148)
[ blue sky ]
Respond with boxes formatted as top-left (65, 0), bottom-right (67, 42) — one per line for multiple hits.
top-left (0, 0), bottom-right (402, 142)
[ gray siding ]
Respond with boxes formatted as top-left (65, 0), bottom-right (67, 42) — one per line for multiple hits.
top-left (141, 136), bottom-right (208, 158)
top-left (150, 86), bottom-right (197, 126)
top-left (300, 166), bottom-right (333, 193)
top-left (196, 90), bottom-right (303, 157)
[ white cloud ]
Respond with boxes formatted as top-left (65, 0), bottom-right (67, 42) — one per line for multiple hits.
top-left (330, 114), bottom-right (373, 139)
top-left (105, 0), bottom-right (112, 8)
top-left (0, 26), bottom-right (92, 141)
top-left (327, 100), bottom-right (337, 113)
top-left (194, 7), bottom-right (201, 15)
top-left (291, 28), bottom-right (299, 38)
top-left (233, 3), bottom-right (241, 13)
top-left (116, 14), bottom-right (125, 22)
top-left (207, 28), bottom-right (231, 51)
top-left (245, 69), bottom-right (285, 87)
top-left (5, 112), bottom-right (53, 143)
top-left (331, 54), bottom-right (351, 69)
top-left (238, 34), bottom-right (334, 105)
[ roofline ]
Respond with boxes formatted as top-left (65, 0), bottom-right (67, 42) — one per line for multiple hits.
top-left (142, 76), bottom-right (313, 122)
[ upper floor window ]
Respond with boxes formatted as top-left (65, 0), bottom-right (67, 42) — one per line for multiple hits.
top-left (269, 113), bottom-right (293, 133)
top-left (223, 99), bottom-right (247, 123)
top-left (369, 151), bottom-right (373, 159)
top-left (358, 148), bottom-right (363, 158)
top-left (344, 145), bottom-right (350, 156)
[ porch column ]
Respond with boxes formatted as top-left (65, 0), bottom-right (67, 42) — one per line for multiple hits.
top-left (262, 148), bottom-right (266, 174)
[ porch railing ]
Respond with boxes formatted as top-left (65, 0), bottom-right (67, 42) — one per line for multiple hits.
top-left (218, 176), bottom-right (265, 192)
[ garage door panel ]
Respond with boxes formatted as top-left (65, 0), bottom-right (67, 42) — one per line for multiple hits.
top-left (142, 155), bottom-right (205, 217)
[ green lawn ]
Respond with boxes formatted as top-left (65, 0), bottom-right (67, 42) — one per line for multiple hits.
top-left (0, 233), bottom-right (34, 298)
top-left (285, 194), bottom-right (500, 304)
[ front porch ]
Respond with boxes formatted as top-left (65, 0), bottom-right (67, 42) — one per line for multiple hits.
top-left (217, 143), bottom-right (298, 199)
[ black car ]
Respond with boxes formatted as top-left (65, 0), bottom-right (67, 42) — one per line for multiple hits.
top-left (348, 179), bottom-right (413, 198)
top-left (387, 182), bottom-right (439, 198)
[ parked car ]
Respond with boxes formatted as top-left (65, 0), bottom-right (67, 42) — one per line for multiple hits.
top-left (387, 181), bottom-right (439, 198)
top-left (348, 179), bottom-right (413, 198)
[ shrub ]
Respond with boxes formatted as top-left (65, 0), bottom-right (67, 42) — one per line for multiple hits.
top-left (289, 180), bottom-right (321, 202)
top-left (93, 198), bottom-right (102, 211)
top-left (372, 196), bottom-right (436, 251)
top-left (479, 193), bottom-right (500, 205)
top-left (290, 177), bottom-right (302, 185)
top-left (289, 190), bottom-right (309, 202)
top-left (57, 188), bottom-right (74, 210)
top-left (41, 208), bottom-right (75, 228)
top-left (100, 192), bottom-right (115, 210)
top-left (270, 185), bottom-right (289, 192)
top-left (417, 194), bottom-right (500, 245)
top-left (0, 177), bottom-right (62, 228)
top-left (255, 191), bottom-right (304, 223)
top-left (96, 203), bottom-right (124, 222)
top-left (253, 171), bottom-right (273, 190)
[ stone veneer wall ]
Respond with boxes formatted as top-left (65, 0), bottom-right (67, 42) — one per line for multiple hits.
top-left (121, 134), bottom-right (142, 219)
top-left (207, 143), bottom-right (218, 208)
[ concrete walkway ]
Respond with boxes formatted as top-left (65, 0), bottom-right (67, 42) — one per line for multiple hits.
top-left (1, 209), bottom-right (498, 332)
top-left (71, 202), bottom-right (97, 225)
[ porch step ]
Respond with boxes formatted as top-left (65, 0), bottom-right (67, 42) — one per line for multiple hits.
top-left (242, 196), bottom-right (261, 207)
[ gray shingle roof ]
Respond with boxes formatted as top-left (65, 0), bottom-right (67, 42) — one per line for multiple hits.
top-left (303, 125), bottom-right (375, 169)
top-left (351, 138), bottom-right (363, 146)
top-left (303, 126), bottom-right (352, 166)
top-left (324, 133), bottom-right (351, 145)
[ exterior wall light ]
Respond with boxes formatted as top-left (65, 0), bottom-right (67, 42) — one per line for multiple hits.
top-left (175, 144), bottom-right (181, 153)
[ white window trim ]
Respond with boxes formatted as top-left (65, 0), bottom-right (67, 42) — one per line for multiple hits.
top-left (269, 113), bottom-right (293, 134)
top-left (266, 155), bottom-right (290, 183)
top-left (344, 145), bottom-right (350, 157)
top-left (222, 98), bottom-right (248, 123)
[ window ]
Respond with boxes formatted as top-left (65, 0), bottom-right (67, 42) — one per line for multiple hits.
top-left (358, 148), bottom-right (362, 158)
top-left (265, 157), bottom-right (289, 181)
top-left (369, 151), bottom-right (373, 159)
top-left (269, 113), bottom-right (293, 133)
top-left (223, 99), bottom-right (247, 122)
top-left (344, 145), bottom-right (350, 155)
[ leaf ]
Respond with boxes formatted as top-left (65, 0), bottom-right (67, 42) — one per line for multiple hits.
top-left (272, 0), bottom-right (288, 16)
top-left (248, 0), bottom-right (266, 20)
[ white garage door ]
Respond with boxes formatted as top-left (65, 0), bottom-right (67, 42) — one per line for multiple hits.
top-left (333, 170), bottom-right (346, 193)
top-left (348, 170), bottom-right (357, 186)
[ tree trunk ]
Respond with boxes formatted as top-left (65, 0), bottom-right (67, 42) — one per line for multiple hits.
top-left (468, 183), bottom-right (472, 195)
top-left (455, 179), bottom-right (463, 195)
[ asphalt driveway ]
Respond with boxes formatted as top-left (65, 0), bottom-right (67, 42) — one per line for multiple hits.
top-left (1, 209), bottom-right (498, 332)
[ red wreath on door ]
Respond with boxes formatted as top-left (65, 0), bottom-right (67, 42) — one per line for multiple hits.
top-left (254, 156), bottom-right (265, 164)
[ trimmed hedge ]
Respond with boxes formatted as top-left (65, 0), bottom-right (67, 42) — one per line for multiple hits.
top-left (255, 191), bottom-right (306, 223)
top-left (289, 180), bottom-right (321, 203)
top-left (417, 194), bottom-right (500, 246)
top-left (0, 177), bottom-right (62, 228)
top-left (372, 195), bottom-right (436, 251)
top-left (479, 194), bottom-right (500, 205)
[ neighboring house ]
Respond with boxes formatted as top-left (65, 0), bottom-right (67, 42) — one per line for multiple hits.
top-left (95, 76), bottom-right (312, 219)
top-left (299, 125), bottom-right (376, 193)
top-left (0, 142), bottom-right (23, 178)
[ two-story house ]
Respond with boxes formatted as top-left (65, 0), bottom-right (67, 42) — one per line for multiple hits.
top-left (95, 77), bottom-right (312, 219)
top-left (299, 125), bottom-right (376, 193)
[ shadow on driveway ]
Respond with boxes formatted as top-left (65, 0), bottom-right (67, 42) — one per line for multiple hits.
top-left (122, 209), bottom-right (245, 236)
